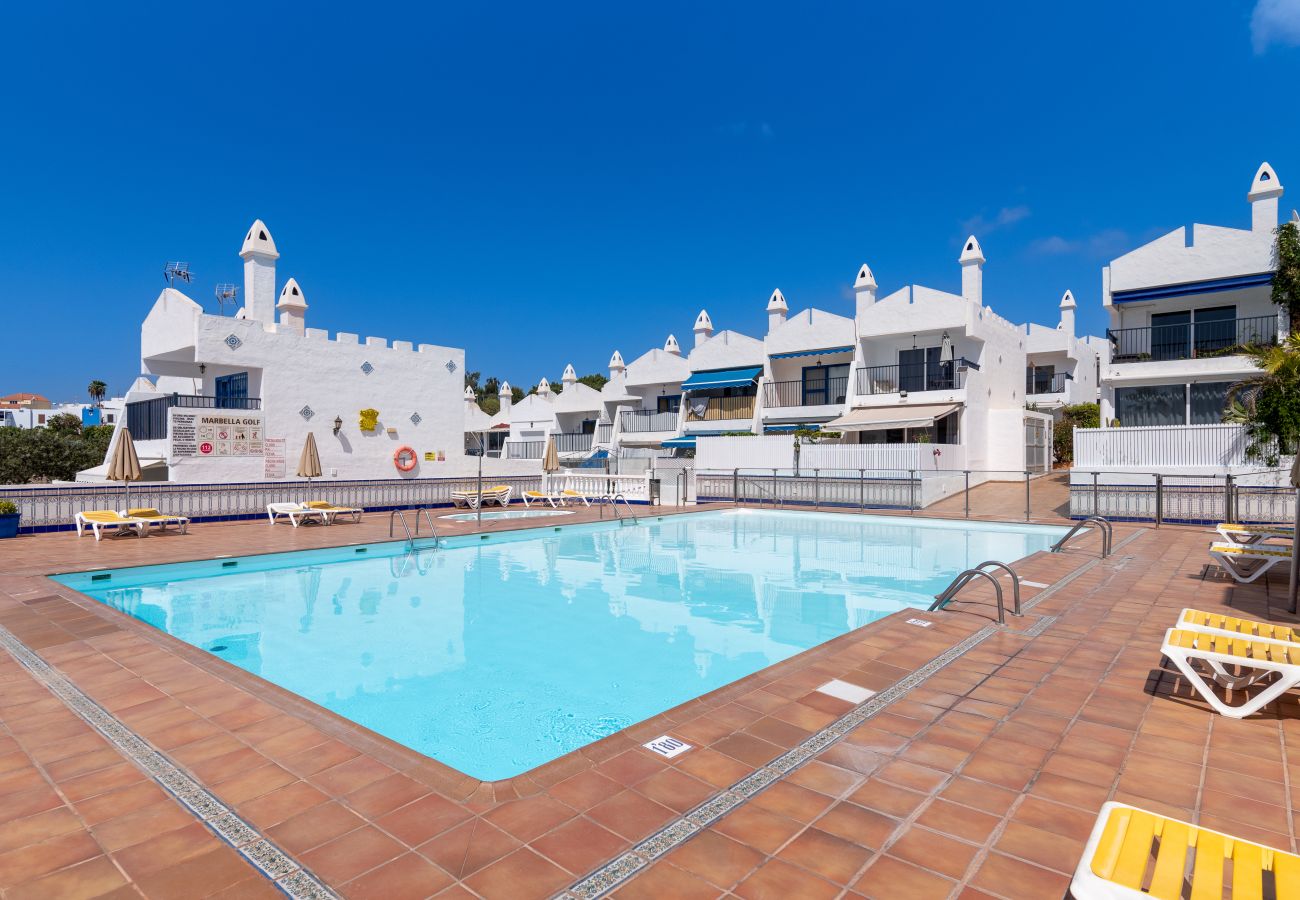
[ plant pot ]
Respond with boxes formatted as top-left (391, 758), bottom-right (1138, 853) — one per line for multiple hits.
top-left (0, 513), bottom-right (19, 539)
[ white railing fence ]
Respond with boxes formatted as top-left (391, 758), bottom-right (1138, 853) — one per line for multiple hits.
top-left (695, 435), bottom-right (795, 470)
top-left (1074, 424), bottom-right (1263, 471)
top-left (800, 443), bottom-right (966, 474)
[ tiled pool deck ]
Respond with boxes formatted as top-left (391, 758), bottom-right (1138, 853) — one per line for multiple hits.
top-left (0, 498), bottom-right (1296, 898)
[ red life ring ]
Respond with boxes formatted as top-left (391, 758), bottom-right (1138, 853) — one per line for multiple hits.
top-left (393, 446), bottom-right (418, 472)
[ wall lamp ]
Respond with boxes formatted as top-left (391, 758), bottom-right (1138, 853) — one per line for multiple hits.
top-left (333, 416), bottom-right (343, 435)
top-left (198, 363), bottom-right (206, 375)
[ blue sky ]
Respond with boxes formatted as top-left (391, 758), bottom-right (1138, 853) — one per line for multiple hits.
top-left (3, 2), bottom-right (1299, 402)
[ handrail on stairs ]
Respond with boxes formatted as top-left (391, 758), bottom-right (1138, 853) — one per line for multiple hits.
top-left (1050, 516), bottom-right (1112, 558)
top-left (929, 561), bottom-right (1020, 625)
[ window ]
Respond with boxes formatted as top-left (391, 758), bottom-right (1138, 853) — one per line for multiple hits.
top-left (1192, 306), bottom-right (1237, 356)
top-left (37, 414), bottom-right (45, 424)
top-left (1026, 365), bottom-right (1055, 394)
top-left (801, 364), bottom-right (850, 405)
top-left (214, 372), bottom-right (249, 408)
top-left (1149, 311), bottom-right (1191, 362)
top-left (1115, 385), bottom-right (1186, 427)
top-left (657, 395), bottom-right (681, 413)
top-left (1190, 382), bottom-right (1233, 425)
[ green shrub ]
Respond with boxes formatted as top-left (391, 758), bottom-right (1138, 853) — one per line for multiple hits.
top-left (0, 500), bottom-right (17, 515)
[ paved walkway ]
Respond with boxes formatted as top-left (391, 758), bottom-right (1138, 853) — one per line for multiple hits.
top-left (0, 504), bottom-right (1294, 898)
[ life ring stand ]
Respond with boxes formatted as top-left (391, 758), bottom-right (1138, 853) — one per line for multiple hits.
top-left (393, 446), bottom-right (418, 472)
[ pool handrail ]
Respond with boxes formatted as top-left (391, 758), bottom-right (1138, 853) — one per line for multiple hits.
top-left (929, 565), bottom-right (1010, 625)
top-left (1051, 516), bottom-right (1112, 558)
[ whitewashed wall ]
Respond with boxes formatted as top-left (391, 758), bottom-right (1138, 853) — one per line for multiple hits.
top-left (800, 443), bottom-right (966, 473)
top-left (696, 435), bottom-right (795, 470)
top-left (1073, 423), bottom-right (1277, 473)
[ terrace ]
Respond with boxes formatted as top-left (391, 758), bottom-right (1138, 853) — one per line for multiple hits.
top-left (0, 488), bottom-right (1297, 899)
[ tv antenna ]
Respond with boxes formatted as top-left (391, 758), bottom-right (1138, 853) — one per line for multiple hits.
top-left (164, 262), bottom-right (193, 287)
top-left (214, 283), bottom-right (240, 316)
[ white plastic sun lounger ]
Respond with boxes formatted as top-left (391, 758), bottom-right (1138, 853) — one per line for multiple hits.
top-left (1176, 607), bottom-right (1300, 644)
top-left (559, 489), bottom-right (592, 507)
top-left (75, 511), bottom-right (150, 540)
top-left (1208, 541), bottom-right (1293, 584)
top-left (121, 508), bottom-right (190, 534)
top-left (1161, 626), bottom-right (1300, 718)
top-left (1216, 522), bottom-right (1294, 546)
top-left (266, 503), bottom-right (329, 527)
top-left (521, 490), bottom-right (561, 508)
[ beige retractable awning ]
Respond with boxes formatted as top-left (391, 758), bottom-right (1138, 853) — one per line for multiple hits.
top-left (824, 403), bottom-right (960, 433)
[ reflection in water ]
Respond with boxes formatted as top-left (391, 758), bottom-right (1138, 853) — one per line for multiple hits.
top-left (81, 511), bottom-right (1061, 780)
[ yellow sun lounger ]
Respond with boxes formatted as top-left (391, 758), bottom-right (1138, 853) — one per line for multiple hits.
top-left (74, 511), bottom-right (149, 541)
top-left (122, 508), bottom-right (189, 534)
top-left (1216, 522), bottom-right (1295, 546)
top-left (521, 490), bottom-right (561, 508)
top-left (1208, 541), bottom-right (1293, 584)
top-left (450, 485), bottom-right (512, 509)
top-left (1177, 607), bottom-right (1300, 644)
top-left (1161, 627), bottom-right (1300, 718)
top-left (560, 489), bottom-right (592, 507)
top-left (1072, 801), bottom-right (1300, 899)
top-left (303, 501), bottom-right (362, 523)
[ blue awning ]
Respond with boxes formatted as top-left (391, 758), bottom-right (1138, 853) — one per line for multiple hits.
top-left (769, 346), bottom-right (854, 360)
top-left (661, 436), bottom-right (696, 448)
top-left (681, 366), bottom-right (763, 391)
top-left (1113, 271), bottom-right (1273, 303)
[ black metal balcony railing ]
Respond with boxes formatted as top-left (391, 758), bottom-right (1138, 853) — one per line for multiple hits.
top-left (551, 432), bottom-right (594, 453)
top-left (1107, 315), bottom-right (1279, 363)
top-left (854, 360), bottom-right (972, 396)
top-left (1026, 372), bottom-right (1070, 395)
top-left (619, 409), bottom-right (680, 432)
top-left (125, 394), bottom-right (263, 441)
top-left (505, 440), bottom-right (545, 460)
top-left (595, 423), bottom-right (613, 444)
top-left (763, 377), bottom-right (849, 408)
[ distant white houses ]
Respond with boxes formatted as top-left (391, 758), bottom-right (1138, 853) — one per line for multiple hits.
top-left (91, 219), bottom-right (488, 483)
top-left (1, 395), bottom-right (126, 429)
top-left (1099, 162), bottom-right (1288, 429)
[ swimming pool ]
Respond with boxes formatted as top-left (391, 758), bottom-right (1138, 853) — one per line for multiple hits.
top-left (55, 510), bottom-right (1066, 780)
top-left (441, 509), bottom-right (575, 521)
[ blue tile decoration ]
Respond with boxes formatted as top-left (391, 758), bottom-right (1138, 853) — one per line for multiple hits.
top-left (409, 412), bottom-right (422, 426)
top-left (299, 405), bottom-right (315, 421)
top-left (224, 333), bottom-right (242, 350)
top-left (360, 361), bottom-right (374, 375)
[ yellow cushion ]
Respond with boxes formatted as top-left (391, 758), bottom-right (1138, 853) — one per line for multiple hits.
top-left (126, 508), bottom-right (163, 518)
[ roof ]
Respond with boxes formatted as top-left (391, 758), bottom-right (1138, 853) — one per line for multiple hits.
top-left (687, 329), bottom-right (765, 371)
top-left (622, 347), bottom-right (692, 388)
top-left (552, 382), bottom-right (605, 413)
top-left (0, 392), bottom-right (51, 407)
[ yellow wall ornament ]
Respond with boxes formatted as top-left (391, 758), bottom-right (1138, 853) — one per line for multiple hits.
top-left (358, 408), bottom-right (380, 431)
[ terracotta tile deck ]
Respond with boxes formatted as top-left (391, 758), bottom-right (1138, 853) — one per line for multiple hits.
top-left (0, 493), bottom-right (1296, 898)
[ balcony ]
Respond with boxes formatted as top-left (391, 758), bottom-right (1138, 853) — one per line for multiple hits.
top-left (854, 359), bottom-right (974, 396)
top-left (763, 377), bottom-right (849, 409)
top-left (619, 409), bottom-right (680, 433)
top-left (1108, 315), bottom-right (1278, 364)
top-left (125, 394), bottom-right (263, 441)
top-left (505, 440), bottom-right (545, 460)
top-left (595, 423), bottom-right (613, 444)
top-left (685, 395), bottom-right (755, 422)
top-left (551, 432), bottom-right (594, 453)
top-left (1026, 372), bottom-right (1070, 395)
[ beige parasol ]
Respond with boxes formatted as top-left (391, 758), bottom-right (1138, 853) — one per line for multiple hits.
top-left (107, 428), bottom-right (142, 506)
top-left (297, 432), bottom-right (323, 483)
top-left (542, 436), bottom-right (559, 491)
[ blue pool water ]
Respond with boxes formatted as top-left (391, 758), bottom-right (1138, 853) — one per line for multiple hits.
top-left (441, 509), bottom-right (574, 521)
top-left (56, 510), bottom-right (1066, 780)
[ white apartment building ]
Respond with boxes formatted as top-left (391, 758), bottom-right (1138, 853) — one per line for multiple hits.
top-left (1022, 291), bottom-right (1107, 414)
top-left (1100, 163), bottom-right (1288, 428)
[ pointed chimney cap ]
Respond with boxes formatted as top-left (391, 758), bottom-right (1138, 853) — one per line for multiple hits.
top-left (464, 385), bottom-right (476, 399)
top-left (766, 289), bottom-right (787, 312)
top-left (694, 309), bottom-right (714, 331)
top-left (959, 235), bottom-right (985, 265)
top-left (537, 377), bottom-right (552, 394)
top-left (499, 380), bottom-right (512, 394)
top-left (1059, 289), bottom-right (1076, 310)
top-left (664, 334), bottom-right (681, 354)
top-left (277, 277), bottom-right (307, 309)
top-left (609, 350), bottom-right (625, 368)
top-left (854, 264), bottom-right (877, 290)
top-left (561, 363), bottom-right (577, 383)
top-left (239, 219), bottom-right (279, 260)
top-left (1249, 162), bottom-right (1284, 201)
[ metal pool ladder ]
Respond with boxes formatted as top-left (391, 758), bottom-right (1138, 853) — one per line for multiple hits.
top-left (1050, 516), bottom-right (1112, 558)
top-left (607, 493), bottom-right (638, 524)
top-left (929, 560), bottom-right (1021, 625)
top-left (389, 508), bottom-right (439, 548)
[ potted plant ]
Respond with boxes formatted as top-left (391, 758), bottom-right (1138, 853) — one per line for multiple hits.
top-left (0, 500), bottom-right (19, 539)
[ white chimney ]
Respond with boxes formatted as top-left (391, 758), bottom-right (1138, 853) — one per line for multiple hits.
top-left (276, 277), bottom-right (307, 336)
top-left (537, 377), bottom-right (552, 396)
top-left (239, 219), bottom-right (279, 324)
top-left (959, 235), bottom-right (985, 306)
top-left (561, 363), bottom-right (577, 387)
top-left (664, 334), bottom-right (682, 356)
top-left (498, 380), bottom-right (513, 414)
top-left (1059, 289), bottom-right (1076, 338)
top-left (766, 290), bottom-right (788, 335)
top-left (853, 264), bottom-right (877, 325)
top-left (1248, 162), bottom-right (1284, 234)
top-left (464, 385), bottom-right (478, 410)
top-left (692, 310), bottom-right (714, 349)
top-left (608, 350), bottom-right (625, 381)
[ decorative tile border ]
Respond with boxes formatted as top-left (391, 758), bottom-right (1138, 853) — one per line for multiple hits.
top-left (557, 621), bottom-right (1003, 899)
top-left (0, 624), bottom-right (337, 899)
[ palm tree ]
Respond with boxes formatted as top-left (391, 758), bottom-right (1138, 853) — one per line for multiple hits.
top-left (87, 380), bottom-right (107, 407)
top-left (1224, 333), bottom-right (1300, 466)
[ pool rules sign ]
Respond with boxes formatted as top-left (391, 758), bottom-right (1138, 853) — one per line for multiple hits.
top-left (170, 410), bottom-right (265, 462)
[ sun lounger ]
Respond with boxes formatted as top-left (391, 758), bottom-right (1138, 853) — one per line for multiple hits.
top-left (1071, 801), bottom-right (1300, 899)
top-left (1177, 607), bottom-right (1300, 644)
top-left (303, 501), bottom-right (362, 523)
top-left (75, 511), bottom-right (150, 541)
top-left (266, 502), bottom-right (329, 527)
top-left (451, 485), bottom-right (512, 509)
top-left (1161, 626), bottom-right (1300, 718)
top-left (1208, 541), bottom-right (1293, 584)
top-left (559, 489), bottom-right (592, 507)
top-left (122, 508), bottom-right (189, 534)
top-left (1216, 522), bottom-right (1295, 545)
top-left (521, 490), bottom-right (561, 508)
